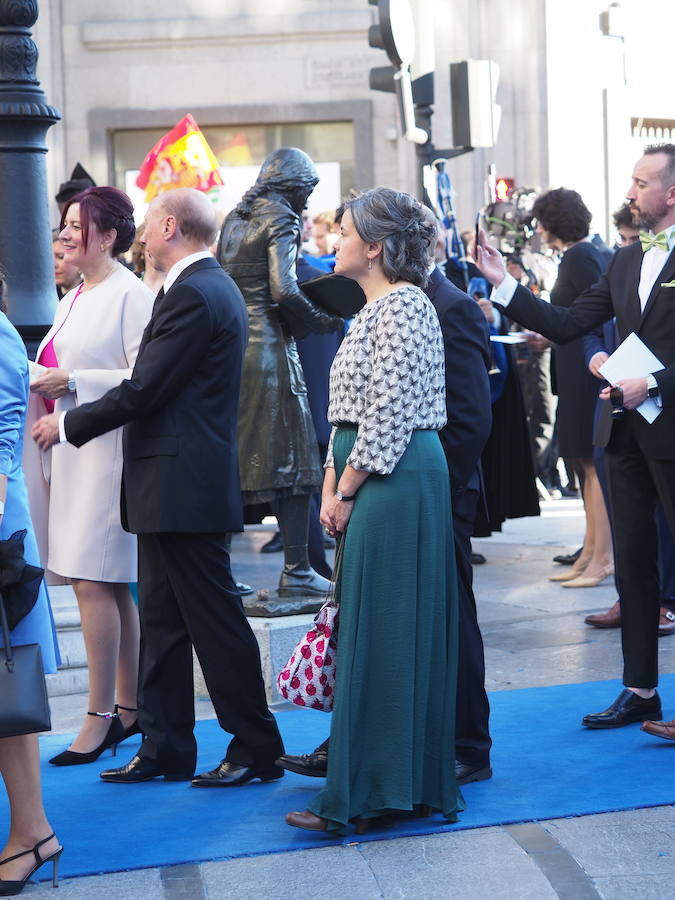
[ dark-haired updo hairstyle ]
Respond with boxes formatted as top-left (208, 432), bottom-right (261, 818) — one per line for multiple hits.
top-left (60, 186), bottom-right (137, 256)
top-left (343, 187), bottom-right (438, 287)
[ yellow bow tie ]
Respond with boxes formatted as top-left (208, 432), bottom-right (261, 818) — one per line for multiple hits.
top-left (640, 230), bottom-right (670, 253)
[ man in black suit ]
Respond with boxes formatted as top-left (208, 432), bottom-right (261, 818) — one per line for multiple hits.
top-left (33, 188), bottom-right (285, 784)
top-left (276, 264), bottom-right (494, 783)
top-left (476, 144), bottom-right (675, 731)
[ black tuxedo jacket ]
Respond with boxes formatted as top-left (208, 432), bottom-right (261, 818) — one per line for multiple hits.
top-left (424, 267), bottom-right (492, 493)
top-left (65, 257), bottom-right (249, 533)
top-left (505, 243), bottom-right (675, 458)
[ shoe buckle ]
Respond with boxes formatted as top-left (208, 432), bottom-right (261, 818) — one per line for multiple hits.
top-left (666, 611), bottom-right (675, 622)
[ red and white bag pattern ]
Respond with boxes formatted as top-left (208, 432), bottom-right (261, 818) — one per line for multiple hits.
top-left (277, 602), bottom-right (338, 711)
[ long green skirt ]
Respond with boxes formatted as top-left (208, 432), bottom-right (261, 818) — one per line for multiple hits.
top-left (308, 427), bottom-right (464, 833)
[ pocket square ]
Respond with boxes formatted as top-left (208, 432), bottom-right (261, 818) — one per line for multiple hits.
top-left (660, 279), bottom-right (675, 288)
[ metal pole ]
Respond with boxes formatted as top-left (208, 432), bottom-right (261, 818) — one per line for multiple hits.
top-left (0, 0), bottom-right (60, 357)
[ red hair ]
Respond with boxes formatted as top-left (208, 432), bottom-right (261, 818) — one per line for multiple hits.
top-left (60, 186), bottom-right (136, 256)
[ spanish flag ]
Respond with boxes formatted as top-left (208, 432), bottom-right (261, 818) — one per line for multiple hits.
top-left (135, 114), bottom-right (224, 203)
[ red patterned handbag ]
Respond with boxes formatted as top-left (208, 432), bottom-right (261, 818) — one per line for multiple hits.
top-left (277, 537), bottom-right (343, 711)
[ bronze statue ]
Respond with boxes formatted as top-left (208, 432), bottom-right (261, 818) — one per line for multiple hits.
top-left (217, 148), bottom-right (342, 598)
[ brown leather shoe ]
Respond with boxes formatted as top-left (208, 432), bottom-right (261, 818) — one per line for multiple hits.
top-left (659, 608), bottom-right (675, 637)
top-left (640, 719), bottom-right (675, 741)
top-left (584, 601), bottom-right (621, 628)
top-left (285, 810), bottom-right (328, 831)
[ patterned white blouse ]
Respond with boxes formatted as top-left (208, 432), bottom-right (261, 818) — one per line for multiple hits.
top-left (325, 284), bottom-right (446, 475)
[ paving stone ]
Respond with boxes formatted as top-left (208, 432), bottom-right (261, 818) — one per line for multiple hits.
top-left (357, 829), bottom-right (558, 899)
top-left (593, 875), bottom-right (675, 900)
top-left (201, 846), bottom-right (381, 900)
top-left (543, 808), bottom-right (675, 878)
top-left (29, 867), bottom-right (163, 898)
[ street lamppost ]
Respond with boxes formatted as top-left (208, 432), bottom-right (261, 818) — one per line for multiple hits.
top-left (0, 0), bottom-right (60, 357)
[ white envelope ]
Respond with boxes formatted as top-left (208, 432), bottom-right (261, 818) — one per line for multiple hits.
top-left (598, 332), bottom-right (665, 424)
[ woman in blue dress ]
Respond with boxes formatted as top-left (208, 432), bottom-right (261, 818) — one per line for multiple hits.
top-left (0, 284), bottom-right (62, 894)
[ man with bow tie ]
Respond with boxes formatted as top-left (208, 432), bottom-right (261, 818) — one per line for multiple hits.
top-left (475, 144), bottom-right (675, 738)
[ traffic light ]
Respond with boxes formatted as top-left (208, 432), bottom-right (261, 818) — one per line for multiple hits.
top-left (367, 0), bottom-right (428, 144)
top-left (450, 60), bottom-right (501, 148)
top-left (495, 177), bottom-right (515, 202)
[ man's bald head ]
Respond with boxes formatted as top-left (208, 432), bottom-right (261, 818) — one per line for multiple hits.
top-left (155, 188), bottom-right (217, 247)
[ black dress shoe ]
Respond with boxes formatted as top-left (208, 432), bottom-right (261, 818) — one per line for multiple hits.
top-left (278, 566), bottom-right (330, 597)
top-left (455, 761), bottom-right (492, 786)
top-left (275, 749), bottom-right (328, 778)
top-left (191, 760), bottom-right (284, 787)
top-left (470, 552), bottom-right (486, 565)
top-left (553, 547), bottom-right (583, 565)
top-left (100, 754), bottom-right (193, 783)
top-left (582, 689), bottom-right (662, 729)
top-left (261, 532), bottom-right (283, 553)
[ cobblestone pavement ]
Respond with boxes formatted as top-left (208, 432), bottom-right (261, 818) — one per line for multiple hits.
top-left (21, 501), bottom-right (675, 898)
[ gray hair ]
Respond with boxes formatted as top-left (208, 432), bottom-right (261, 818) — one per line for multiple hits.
top-left (158, 188), bottom-right (217, 246)
top-left (344, 187), bottom-right (437, 287)
top-left (644, 144), bottom-right (675, 189)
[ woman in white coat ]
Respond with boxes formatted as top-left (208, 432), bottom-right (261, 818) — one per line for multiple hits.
top-left (30, 186), bottom-right (153, 765)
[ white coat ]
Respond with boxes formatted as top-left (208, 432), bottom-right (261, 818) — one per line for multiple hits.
top-left (25, 265), bottom-right (154, 582)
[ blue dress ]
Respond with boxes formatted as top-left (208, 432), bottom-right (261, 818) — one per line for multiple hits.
top-left (0, 312), bottom-right (59, 673)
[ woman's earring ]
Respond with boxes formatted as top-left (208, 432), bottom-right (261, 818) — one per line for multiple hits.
top-left (367, 259), bottom-right (372, 271)
top-left (100, 244), bottom-right (106, 252)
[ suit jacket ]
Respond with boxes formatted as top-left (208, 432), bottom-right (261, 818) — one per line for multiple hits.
top-left (295, 256), bottom-right (344, 447)
top-left (64, 258), bottom-right (249, 534)
top-left (424, 267), bottom-right (492, 493)
top-left (505, 243), bottom-right (675, 457)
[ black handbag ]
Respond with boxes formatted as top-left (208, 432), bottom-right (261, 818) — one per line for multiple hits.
top-left (0, 590), bottom-right (51, 738)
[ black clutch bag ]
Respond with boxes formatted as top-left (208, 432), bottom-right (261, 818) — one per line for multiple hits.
top-left (300, 274), bottom-right (366, 318)
top-left (0, 590), bottom-right (51, 738)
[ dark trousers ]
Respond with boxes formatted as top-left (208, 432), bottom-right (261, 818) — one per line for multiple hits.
top-left (453, 486), bottom-right (492, 768)
top-left (136, 532), bottom-right (284, 773)
top-left (604, 417), bottom-right (675, 688)
top-left (594, 437), bottom-right (675, 611)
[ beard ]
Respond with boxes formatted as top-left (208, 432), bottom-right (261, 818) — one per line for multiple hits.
top-left (630, 200), bottom-right (668, 232)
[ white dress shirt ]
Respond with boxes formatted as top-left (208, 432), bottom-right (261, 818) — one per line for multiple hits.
top-left (59, 251), bottom-right (214, 443)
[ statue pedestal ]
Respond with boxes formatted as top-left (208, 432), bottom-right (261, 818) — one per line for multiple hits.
top-left (243, 589), bottom-right (324, 618)
top-left (192, 606), bottom-right (321, 704)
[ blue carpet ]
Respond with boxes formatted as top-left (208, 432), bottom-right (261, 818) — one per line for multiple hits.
top-left (4, 675), bottom-right (675, 879)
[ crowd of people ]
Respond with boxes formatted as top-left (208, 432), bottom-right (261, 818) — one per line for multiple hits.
top-left (2, 141), bottom-right (675, 889)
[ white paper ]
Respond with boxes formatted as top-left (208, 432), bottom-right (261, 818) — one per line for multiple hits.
top-left (598, 332), bottom-right (665, 424)
top-left (490, 333), bottom-right (528, 344)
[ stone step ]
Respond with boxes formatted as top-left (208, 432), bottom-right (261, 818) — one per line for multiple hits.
top-left (46, 585), bottom-right (315, 704)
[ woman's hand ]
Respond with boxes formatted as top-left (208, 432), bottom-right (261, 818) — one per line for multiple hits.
top-left (30, 368), bottom-right (70, 399)
top-left (474, 229), bottom-right (508, 287)
top-left (322, 494), bottom-right (354, 535)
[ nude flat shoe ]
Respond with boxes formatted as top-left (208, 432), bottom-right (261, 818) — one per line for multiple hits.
top-left (561, 566), bottom-right (614, 588)
top-left (549, 566), bottom-right (588, 582)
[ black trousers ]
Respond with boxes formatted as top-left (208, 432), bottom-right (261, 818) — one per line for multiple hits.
top-left (604, 417), bottom-right (675, 688)
top-left (136, 532), bottom-right (284, 773)
top-left (453, 486), bottom-right (492, 768)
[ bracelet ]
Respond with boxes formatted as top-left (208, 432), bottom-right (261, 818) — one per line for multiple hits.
top-left (0, 499), bottom-right (5, 516)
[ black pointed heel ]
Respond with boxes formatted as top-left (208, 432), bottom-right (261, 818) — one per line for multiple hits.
top-left (114, 704), bottom-right (143, 742)
top-left (48, 711), bottom-right (125, 766)
top-left (0, 833), bottom-right (63, 895)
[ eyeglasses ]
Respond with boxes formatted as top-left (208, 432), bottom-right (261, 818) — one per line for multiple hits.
top-left (609, 385), bottom-right (624, 417)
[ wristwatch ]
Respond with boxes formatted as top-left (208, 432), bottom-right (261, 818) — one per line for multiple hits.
top-left (67, 372), bottom-right (76, 393)
top-left (646, 374), bottom-right (660, 398)
top-left (335, 490), bottom-right (356, 502)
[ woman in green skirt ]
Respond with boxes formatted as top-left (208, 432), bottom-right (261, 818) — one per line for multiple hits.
top-left (285, 188), bottom-right (463, 834)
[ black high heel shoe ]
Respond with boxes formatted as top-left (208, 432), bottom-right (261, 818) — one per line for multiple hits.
top-left (0, 833), bottom-right (63, 895)
top-left (114, 704), bottom-right (143, 742)
top-left (48, 711), bottom-right (125, 766)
